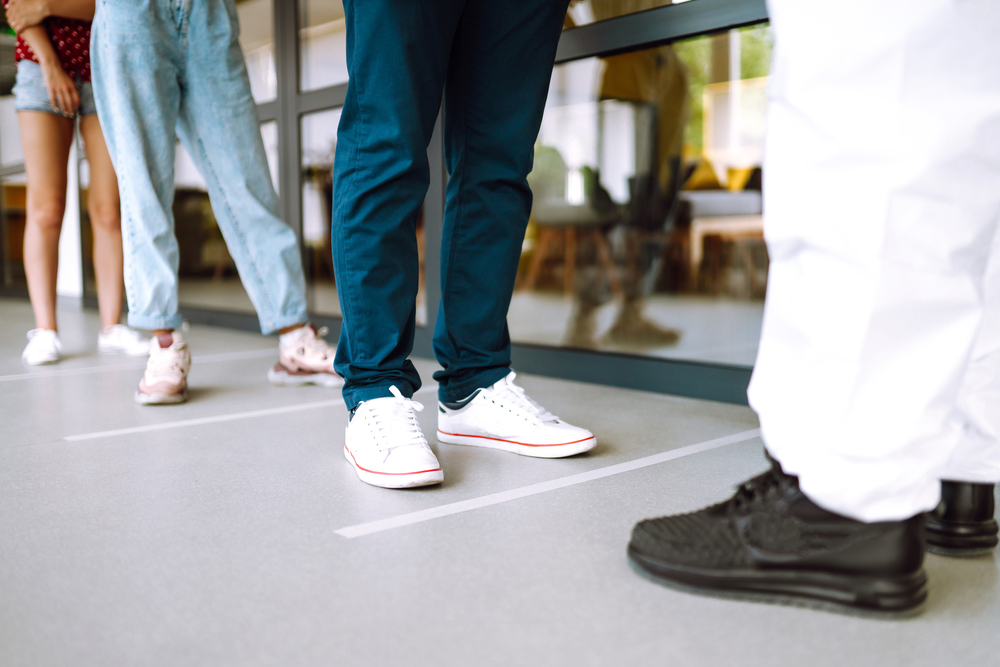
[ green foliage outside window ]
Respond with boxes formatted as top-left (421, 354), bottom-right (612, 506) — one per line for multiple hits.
top-left (674, 24), bottom-right (773, 155)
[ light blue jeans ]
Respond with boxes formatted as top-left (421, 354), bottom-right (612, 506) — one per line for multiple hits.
top-left (90, 0), bottom-right (308, 333)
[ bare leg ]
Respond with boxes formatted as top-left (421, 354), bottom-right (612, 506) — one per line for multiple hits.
top-left (18, 110), bottom-right (76, 332)
top-left (79, 114), bottom-right (123, 330)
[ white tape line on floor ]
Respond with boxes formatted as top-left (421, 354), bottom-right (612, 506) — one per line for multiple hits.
top-left (335, 427), bottom-right (761, 538)
top-left (64, 385), bottom-right (439, 442)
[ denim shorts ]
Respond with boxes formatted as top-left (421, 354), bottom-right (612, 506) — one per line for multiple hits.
top-left (12, 60), bottom-right (97, 118)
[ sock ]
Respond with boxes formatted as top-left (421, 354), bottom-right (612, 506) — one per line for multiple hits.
top-left (441, 390), bottom-right (481, 411)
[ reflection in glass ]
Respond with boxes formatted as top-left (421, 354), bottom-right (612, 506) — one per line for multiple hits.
top-left (300, 108), bottom-right (426, 325)
top-left (566, 0), bottom-right (696, 28)
top-left (298, 0), bottom-right (348, 91)
top-left (510, 24), bottom-right (772, 366)
top-left (260, 120), bottom-right (279, 195)
top-left (0, 34), bottom-right (15, 98)
top-left (1, 93), bottom-right (23, 167)
top-left (1, 171), bottom-right (28, 289)
top-left (174, 141), bottom-right (256, 314)
top-left (79, 158), bottom-right (96, 296)
top-left (301, 108), bottom-right (341, 317)
top-left (237, 0), bottom-right (277, 103)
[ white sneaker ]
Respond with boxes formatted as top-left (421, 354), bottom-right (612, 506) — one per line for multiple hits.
top-left (268, 324), bottom-right (344, 388)
top-left (437, 371), bottom-right (596, 458)
top-left (98, 324), bottom-right (151, 356)
top-left (22, 329), bottom-right (62, 365)
top-left (135, 332), bottom-right (191, 405)
top-left (345, 386), bottom-right (444, 489)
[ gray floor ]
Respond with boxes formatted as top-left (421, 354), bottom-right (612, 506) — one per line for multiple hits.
top-left (1, 297), bottom-right (997, 667)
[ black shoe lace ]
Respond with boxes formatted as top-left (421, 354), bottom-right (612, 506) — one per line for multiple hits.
top-left (730, 469), bottom-right (790, 514)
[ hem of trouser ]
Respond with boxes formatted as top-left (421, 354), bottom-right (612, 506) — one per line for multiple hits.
top-left (438, 367), bottom-right (511, 403)
top-left (260, 313), bottom-right (308, 336)
top-left (128, 313), bottom-right (185, 331)
top-left (770, 446), bottom-right (943, 523)
top-left (344, 385), bottom-right (414, 412)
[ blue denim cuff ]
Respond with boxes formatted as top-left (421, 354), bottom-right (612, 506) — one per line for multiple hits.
top-left (127, 312), bottom-right (185, 331)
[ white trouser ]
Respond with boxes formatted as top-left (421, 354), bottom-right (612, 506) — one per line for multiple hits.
top-left (749, 0), bottom-right (1000, 522)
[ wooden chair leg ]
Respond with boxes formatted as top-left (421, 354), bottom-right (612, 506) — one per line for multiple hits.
top-left (564, 227), bottom-right (577, 295)
top-left (521, 227), bottom-right (554, 291)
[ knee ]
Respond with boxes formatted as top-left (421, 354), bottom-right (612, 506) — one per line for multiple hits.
top-left (28, 201), bottom-right (66, 233)
top-left (89, 201), bottom-right (122, 233)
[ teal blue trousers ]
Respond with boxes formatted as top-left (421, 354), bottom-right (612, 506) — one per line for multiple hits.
top-left (332, 0), bottom-right (569, 409)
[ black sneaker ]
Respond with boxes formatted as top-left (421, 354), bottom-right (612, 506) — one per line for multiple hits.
top-left (923, 481), bottom-right (998, 557)
top-left (627, 458), bottom-right (928, 617)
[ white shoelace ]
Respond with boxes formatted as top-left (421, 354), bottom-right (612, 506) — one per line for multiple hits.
top-left (297, 326), bottom-right (335, 362)
top-left (364, 386), bottom-right (428, 457)
top-left (483, 372), bottom-right (558, 425)
top-left (147, 343), bottom-right (187, 378)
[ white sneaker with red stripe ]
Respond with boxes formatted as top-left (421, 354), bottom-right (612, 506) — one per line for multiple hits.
top-left (437, 371), bottom-right (596, 458)
top-left (344, 386), bottom-right (444, 489)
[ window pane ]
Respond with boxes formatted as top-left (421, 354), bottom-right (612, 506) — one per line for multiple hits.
top-left (1, 17), bottom-right (15, 98)
top-left (298, 0), bottom-right (348, 91)
top-left (237, 0), bottom-right (277, 103)
top-left (0, 93), bottom-right (23, 168)
top-left (510, 24), bottom-right (772, 366)
top-left (300, 108), bottom-right (427, 325)
top-left (300, 108), bottom-right (341, 317)
top-left (79, 158), bottom-right (96, 298)
top-left (1, 171), bottom-right (27, 290)
top-left (174, 141), bottom-right (257, 314)
top-left (260, 120), bottom-right (279, 195)
top-left (566, 0), bottom-right (697, 28)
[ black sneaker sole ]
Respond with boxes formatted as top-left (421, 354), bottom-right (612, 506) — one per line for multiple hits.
top-left (627, 545), bottom-right (927, 619)
top-left (923, 520), bottom-right (998, 557)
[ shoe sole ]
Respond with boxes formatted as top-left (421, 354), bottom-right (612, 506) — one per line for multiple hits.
top-left (22, 356), bottom-right (60, 365)
top-left (925, 544), bottom-right (997, 557)
top-left (436, 429), bottom-right (596, 459)
top-left (924, 521), bottom-right (998, 557)
top-left (268, 366), bottom-right (344, 388)
top-left (627, 545), bottom-right (927, 619)
top-left (134, 388), bottom-right (188, 405)
top-left (344, 446), bottom-right (444, 489)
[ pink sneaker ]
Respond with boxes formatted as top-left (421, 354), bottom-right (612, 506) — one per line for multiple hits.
top-left (135, 332), bottom-right (191, 405)
top-left (268, 324), bottom-right (344, 388)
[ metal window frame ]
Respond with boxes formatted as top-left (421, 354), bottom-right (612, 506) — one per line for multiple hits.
top-left (1, 0), bottom-right (769, 406)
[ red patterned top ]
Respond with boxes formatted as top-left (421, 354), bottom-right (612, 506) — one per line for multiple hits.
top-left (3, 1), bottom-right (92, 81)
